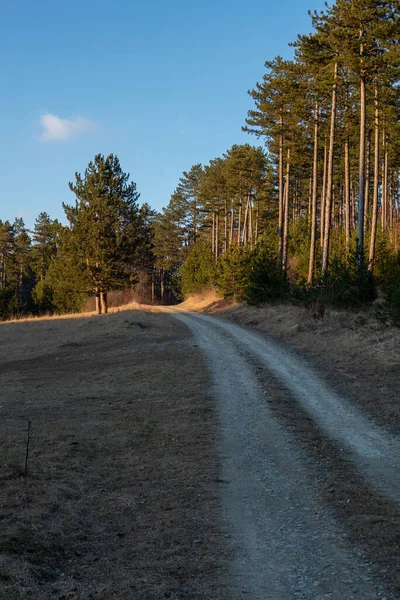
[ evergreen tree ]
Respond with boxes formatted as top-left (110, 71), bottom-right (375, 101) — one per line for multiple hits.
top-left (199, 157), bottom-right (229, 257)
top-left (0, 220), bottom-right (15, 291)
top-left (30, 212), bottom-right (60, 283)
top-left (176, 163), bottom-right (203, 246)
top-left (326, 0), bottom-right (400, 267)
top-left (180, 241), bottom-right (216, 297)
top-left (13, 218), bottom-right (31, 304)
top-left (63, 153), bottom-right (145, 314)
top-left (223, 144), bottom-right (268, 250)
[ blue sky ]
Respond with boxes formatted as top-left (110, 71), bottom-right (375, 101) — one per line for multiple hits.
top-left (0, 0), bottom-right (326, 229)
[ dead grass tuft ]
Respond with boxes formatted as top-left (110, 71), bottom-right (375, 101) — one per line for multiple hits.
top-left (179, 290), bottom-right (224, 312)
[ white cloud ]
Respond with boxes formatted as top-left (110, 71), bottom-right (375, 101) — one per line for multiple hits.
top-left (39, 113), bottom-right (96, 142)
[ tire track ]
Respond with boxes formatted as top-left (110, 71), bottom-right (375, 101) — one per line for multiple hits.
top-left (175, 309), bottom-right (400, 507)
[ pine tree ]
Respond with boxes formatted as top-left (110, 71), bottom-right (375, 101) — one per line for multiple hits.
top-left (31, 212), bottom-right (60, 282)
top-left (13, 218), bottom-right (31, 304)
top-left (176, 164), bottom-right (203, 246)
top-left (198, 158), bottom-right (228, 258)
top-left (152, 207), bottom-right (186, 302)
top-left (0, 221), bottom-right (15, 291)
top-left (245, 57), bottom-right (296, 267)
top-left (321, 0), bottom-right (399, 266)
top-left (63, 153), bottom-right (144, 314)
top-left (294, 31), bottom-right (333, 282)
top-left (223, 144), bottom-right (267, 250)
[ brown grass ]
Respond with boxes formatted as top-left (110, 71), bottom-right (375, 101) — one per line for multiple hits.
top-left (2, 301), bottom-right (143, 325)
top-left (0, 310), bottom-right (230, 599)
top-left (179, 291), bottom-right (221, 311)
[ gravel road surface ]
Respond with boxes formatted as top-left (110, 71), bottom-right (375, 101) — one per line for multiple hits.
top-left (165, 307), bottom-right (397, 600)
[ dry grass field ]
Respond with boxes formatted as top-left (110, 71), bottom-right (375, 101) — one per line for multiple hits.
top-left (0, 308), bottom-right (230, 600)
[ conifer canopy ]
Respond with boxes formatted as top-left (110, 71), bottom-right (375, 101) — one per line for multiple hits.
top-left (62, 153), bottom-right (145, 296)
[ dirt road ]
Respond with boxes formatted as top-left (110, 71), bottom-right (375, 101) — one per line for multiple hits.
top-left (161, 306), bottom-right (399, 599)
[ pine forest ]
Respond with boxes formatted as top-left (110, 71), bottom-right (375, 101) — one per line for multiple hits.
top-left (1, 0), bottom-right (399, 320)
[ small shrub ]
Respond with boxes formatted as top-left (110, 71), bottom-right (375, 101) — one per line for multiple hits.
top-left (288, 219), bottom-right (311, 282)
top-left (217, 245), bottom-right (252, 301)
top-left (0, 289), bottom-right (21, 320)
top-left (386, 272), bottom-right (400, 324)
top-left (180, 242), bottom-right (216, 298)
top-left (43, 259), bottom-right (85, 314)
top-left (374, 235), bottom-right (400, 295)
top-left (51, 286), bottom-right (85, 314)
top-left (32, 280), bottom-right (55, 312)
top-left (245, 246), bottom-right (288, 305)
top-left (305, 251), bottom-right (376, 309)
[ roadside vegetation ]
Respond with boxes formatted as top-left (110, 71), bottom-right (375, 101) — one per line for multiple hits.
top-left (159, 0), bottom-right (400, 321)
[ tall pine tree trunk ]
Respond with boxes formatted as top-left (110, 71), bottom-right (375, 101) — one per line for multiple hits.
top-left (95, 290), bottom-right (101, 315)
top-left (278, 112), bottom-right (284, 267)
top-left (211, 211), bottom-right (215, 255)
top-left (368, 86), bottom-right (380, 271)
top-left (364, 129), bottom-right (371, 231)
top-left (320, 142), bottom-right (328, 248)
top-left (224, 198), bottom-right (228, 253)
top-left (160, 269), bottom-right (164, 302)
top-left (339, 183), bottom-right (344, 229)
top-left (384, 143), bottom-right (389, 231)
top-left (351, 186), bottom-right (356, 229)
top-left (389, 171), bottom-right (393, 236)
top-left (308, 176), bottom-right (312, 224)
top-left (308, 102), bottom-right (319, 284)
top-left (322, 61), bottom-right (338, 273)
top-left (242, 193), bottom-right (250, 246)
top-left (381, 130), bottom-right (387, 231)
top-left (255, 201), bottom-right (259, 241)
top-left (249, 199), bottom-right (253, 250)
top-left (215, 212), bottom-right (219, 260)
top-left (357, 73), bottom-right (366, 266)
top-left (282, 148), bottom-right (291, 273)
top-left (345, 137), bottom-right (351, 253)
top-left (238, 201), bottom-right (242, 245)
top-left (100, 292), bottom-right (108, 314)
